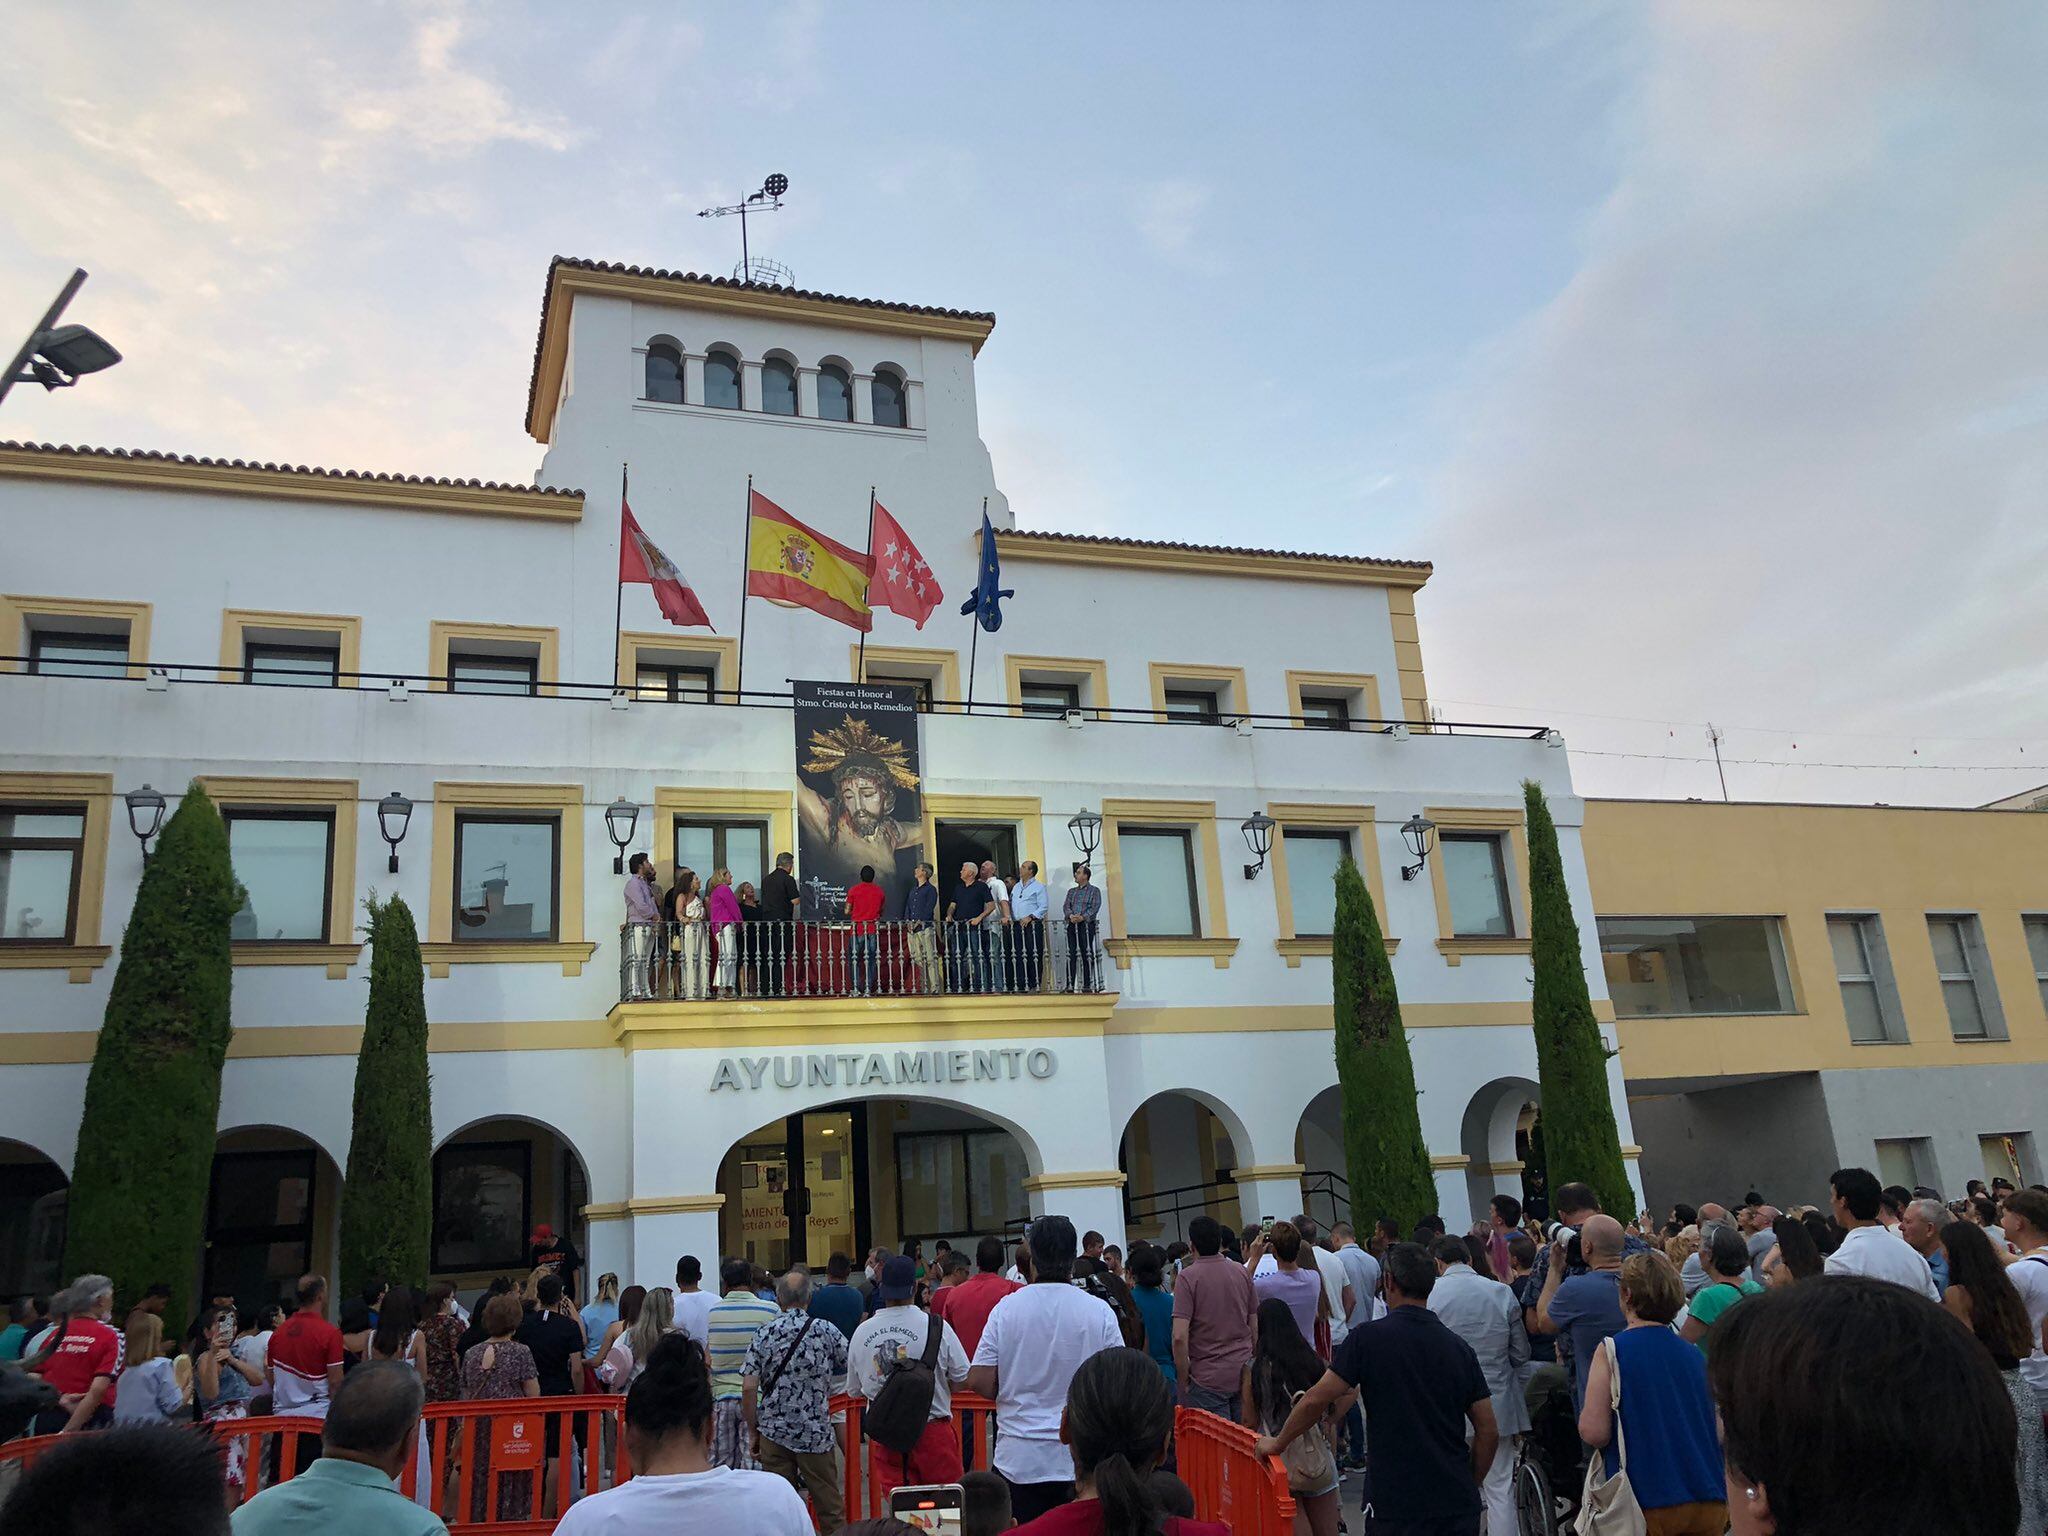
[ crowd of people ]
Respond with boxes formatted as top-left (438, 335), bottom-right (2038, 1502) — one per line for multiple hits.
top-left (5, 1169), bottom-right (2048, 1535)
top-left (619, 849), bottom-right (1107, 1000)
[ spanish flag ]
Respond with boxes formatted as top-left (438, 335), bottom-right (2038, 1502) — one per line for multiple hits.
top-left (745, 489), bottom-right (874, 631)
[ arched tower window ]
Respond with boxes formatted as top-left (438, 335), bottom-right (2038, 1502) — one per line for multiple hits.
top-left (818, 362), bottom-right (852, 422)
top-left (704, 348), bottom-right (741, 410)
top-left (645, 341), bottom-right (683, 404)
top-left (762, 356), bottom-right (797, 416)
top-left (872, 366), bottom-right (907, 429)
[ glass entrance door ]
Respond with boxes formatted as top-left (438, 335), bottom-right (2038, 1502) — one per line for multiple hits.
top-left (934, 822), bottom-right (1020, 887)
top-left (726, 1106), bottom-right (869, 1272)
top-left (801, 1110), bottom-right (859, 1267)
top-left (205, 1149), bottom-right (316, 1312)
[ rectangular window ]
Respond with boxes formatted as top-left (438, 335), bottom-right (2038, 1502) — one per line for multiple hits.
top-left (635, 664), bottom-right (714, 704)
top-left (28, 632), bottom-right (127, 678)
top-left (1162, 688), bottom-right (1220, 723)
top-left (1929, 914), bottom-right (2001, 1040)
top-left (675, 819), bottom-right (767, 895)
top-left (1597, 916), bottom-right (1794, 1018)
top-left (2025, 917), bottom-right (2048, 1017)
top-left (1828, 915), bottom-right (1904, 1043)
top-left (0, 806), bottom-right (86, 943)
top-left (448, 652), bottom-right (538, 696)
top-left (453, 813), bottom-right (559, 941)
top-left (1875, 1137), bottom-right (1933, 1193)
top-left (1283, 829), bottom-right (1350, 938)
top-left (1982, 1133), bottom-right (2034, 1189)
top-left (1441, 833), bottom-right (1512, 937)
top-left (1119, 827), bottom-right (1199, 937)
top-left (223, 811), bottom-right (334, 942)
top-left (865, 673), bottom-right (934, 714)
top-left (244, 642), bottom-right (340, 687)
top-left (896, 1129), bottom-right (1025, 1239)
top-left (1299, 695), bottom-right (1351, 731)
top-left (1019, 680), bottom-right (1080, 718)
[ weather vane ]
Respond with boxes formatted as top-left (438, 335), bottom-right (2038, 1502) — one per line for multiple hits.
top-left (698, 173), bottom-right (791, 286)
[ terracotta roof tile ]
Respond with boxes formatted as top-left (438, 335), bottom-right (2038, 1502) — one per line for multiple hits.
top-left (0, 440), bottom-right (580, 498)
top-left (999, 527), bottom-right (1432, 574)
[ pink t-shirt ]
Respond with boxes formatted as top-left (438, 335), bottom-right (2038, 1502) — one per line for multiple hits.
top-left (1253, 1265), bottom-right (1324, 1350)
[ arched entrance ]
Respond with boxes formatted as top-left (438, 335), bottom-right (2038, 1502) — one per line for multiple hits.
top-left (1119, 1091), bottom-right (1247, 1246)
top-left (718, 1098), bottom-right (1033, 1272)
top-left (0, 1138), bottom-right (69, 1298)
top-left (205, 1126), bottom-right (344, 1315)
top-left (432, 1116), bottom-right (592, 1290)
top-left (1461, 1077), bottom-right (1541, 1225)
top-left (1294, 1085), bottom-right (1348, 1232)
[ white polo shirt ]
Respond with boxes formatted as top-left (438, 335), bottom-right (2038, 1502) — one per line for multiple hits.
top-left (1822, 1223), bottom-right (1939, 1300)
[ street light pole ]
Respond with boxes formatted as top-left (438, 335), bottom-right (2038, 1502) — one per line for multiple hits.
top-left (0, 268), bottom-right (90, 409)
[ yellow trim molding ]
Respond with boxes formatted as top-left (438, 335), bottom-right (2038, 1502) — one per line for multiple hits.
top-left (0, 1018), bottom-right (622, 1066)
top-left (428, 620), bottom-right (560, 696)
top-left (199, 776), bottom-right (361, 970)
top-left (652, 786), bottom-right (796, 886)
top-left (1386, 590), bottom-right (1432, 725)
top-left (1022, 1170), bottom-right (1127, 1192)
top-left (0, 771), bottom-right (114, 978)
top-left (609, 988), bottom-right (1119, 1049)
top-left (1425, 806), bottom-right (1532, 962)
top-left (625, 1193), bottom-right (726, 1215)
top-left (583, 1201), bottom-right (630, 1223)
top-left (852, 644), bottom-right (963, 713)
top-left (1283, 670), bottom-right (1385, 727)
top-left (1100, 798), bottom-right (1233, 968)
top-left (528, 264), bottom-right (995, 440)
top-left (1147, 662), bottom-right (1250, 723)
top-left (1620, 1145), bottom-right (1644, 1160)
top-left (1232, 1163), bottom-right (1306, 1182)
top-left (219, 609), bottom-right (361, 686)
top-left (1430, 1154), bottom-right (1472, 1170)
top-left (618, 632), bottom-right (739, 697)
top-left (426, 781), bottom-right (588, 975)
top-left (1001, 654), bottom-right (1111, 720)
top-left (1267, 802), bottom-right (1395, 962)
top-left (0, 445), bottom-right (582, 521)
top-left (1488, 1160), bottom-right (1527, 1175)
top-left (995, 532), bottom-right (1432, 591)
top-left (923, 795), bottom-right (1045, 883)
top-left (0, 595), bottom-right (152, 678)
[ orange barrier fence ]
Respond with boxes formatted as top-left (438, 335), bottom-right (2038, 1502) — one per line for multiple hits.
top-left (2, 1392), bottom-right (1288, 1533)
top-left (1173, 1404), bottom-right (1299, 1535)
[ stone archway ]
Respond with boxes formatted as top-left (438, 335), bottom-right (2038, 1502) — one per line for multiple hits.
top-left (0, 1137), bottom-right (69, 1298)
top-left (1119, 1090), bottom-right (1252, 1246)
top-left (431, 1115), bottom-right (594, 1290)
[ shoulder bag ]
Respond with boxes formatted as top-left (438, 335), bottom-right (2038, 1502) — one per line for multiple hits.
top-left (1575, 1334), bottom-right (1646, 1535)
top-left (760, 1313), bottom-right (817, 1400)
top-left (1276, 1384), bottom-right (1337, 1494)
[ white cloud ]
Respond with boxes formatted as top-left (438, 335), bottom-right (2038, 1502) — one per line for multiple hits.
top-left (1134, 177), bottom-right (1216, 266)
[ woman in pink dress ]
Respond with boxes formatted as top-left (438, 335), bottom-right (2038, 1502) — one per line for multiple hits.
top-left (707, 868), bottom-right (742, 996)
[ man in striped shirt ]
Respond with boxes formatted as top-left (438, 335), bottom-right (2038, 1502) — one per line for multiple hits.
top-left (707, 1256), bottom-right (778, 1469)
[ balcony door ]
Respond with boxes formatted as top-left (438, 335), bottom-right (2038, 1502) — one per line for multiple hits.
top-left (934, 821), bottom-right (1020, 890)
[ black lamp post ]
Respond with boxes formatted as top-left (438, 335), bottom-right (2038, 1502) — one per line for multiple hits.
top-left (1067, 807), bottom-right (1103, 861)
top-left (123, 784), bottom-right (166, 863)
top-left (1240, 811), bottom-right (1277, 880)
top-left (1400, 813), bottom-right (1438, 881)
top-left (606, 798), bottom-right (640, 875)
top-left (378, 792), bottom-right (413, 874)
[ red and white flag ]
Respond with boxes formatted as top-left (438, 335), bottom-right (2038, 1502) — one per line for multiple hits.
top-left (867, 502), bottom-right (942, 629)
top-left (620, 500), bottom-right (712, 629)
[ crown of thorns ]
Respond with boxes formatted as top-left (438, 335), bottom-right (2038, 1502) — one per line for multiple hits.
top-left (804, 715), bottom-right (920, 791)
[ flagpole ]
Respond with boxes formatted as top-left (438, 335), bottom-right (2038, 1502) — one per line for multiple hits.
top-left (856, 485), bottom-right (876, 682)
top-left (614, 462), bottom-right (628, 697)
top-left (964, 495), bottom-right (987, 716)
top-left (734, 474), bottom-right (753, 704)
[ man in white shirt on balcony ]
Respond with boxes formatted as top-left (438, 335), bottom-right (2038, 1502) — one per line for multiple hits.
top-left (1822, 1167), bottom-right (1939, 1300)
top-left (1008, 860), bottom-right (1047, 992)
top-left (978, 859), bottom-right (1011, 992)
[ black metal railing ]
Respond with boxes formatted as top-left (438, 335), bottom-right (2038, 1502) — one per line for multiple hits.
top-left (1301, 1169), bottom-right (1351, 1231)
top-left (618, 917), bottom-right (1111, 1003)
top-left (1123, 1179), bottom-right (1244, 1243)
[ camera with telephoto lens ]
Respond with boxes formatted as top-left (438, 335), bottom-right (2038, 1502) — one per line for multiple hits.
top-left (1545, 1220), bottom-right (1583, 1268)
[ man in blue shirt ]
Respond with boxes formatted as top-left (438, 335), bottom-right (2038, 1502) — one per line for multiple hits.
top-left (1008, 859), bottom-right (1049, 992)
top-left (903, 861), bottom-right (942, 993)
top-left (1062, 864), bottom-right (1103, 992)
top-left (945, 862), bottom-right (991, 992)
top-left (232, 1361), bottom-right (446, 1534)
top-left (809, 1252), bottom-right (868, 1338)
top-left (1534, 1213), bottom-right (1629, 1410)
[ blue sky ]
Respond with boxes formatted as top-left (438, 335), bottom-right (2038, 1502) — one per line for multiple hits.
top-left (5, 3), bottom-right (2046, 804)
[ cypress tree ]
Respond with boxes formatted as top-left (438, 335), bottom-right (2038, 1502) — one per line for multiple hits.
top-left (65, 783), bottom-right (241, 1326)
top-left (1523, 779), bottom-right (1633, 1217)
top-left (1331, 855), bottom-right (1437, 1232)
top-left (339, 895), bottom-right (434, 1295)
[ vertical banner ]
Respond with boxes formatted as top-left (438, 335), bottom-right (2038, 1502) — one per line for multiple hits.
top-left (792, 680), bottom-right (925, 918)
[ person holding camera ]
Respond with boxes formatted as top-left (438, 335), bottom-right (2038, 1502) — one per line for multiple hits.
top-left (1533, 1213), bottom-right (1631, 1412)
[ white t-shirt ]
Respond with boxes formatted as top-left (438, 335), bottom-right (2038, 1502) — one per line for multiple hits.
top-left (551, 1466), bottom-right (812, 1535)
top-left (1822, 1223), bottom-right (1939, 1301)
top-left (233, 1331), bottom-right (271, 1375)
top-left (2007, 1251), bottom-right (2048, 1394)
top-left (848, 1307), bottom-right (970, 1420)
top-left (984, 876), bottom-right (1009, 911)
top-left (970, 1281), bottom-right (1123, 1485)
top-left (672, 1291), bottom-right (714, 1349)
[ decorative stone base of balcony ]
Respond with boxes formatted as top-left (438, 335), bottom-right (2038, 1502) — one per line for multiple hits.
top-left (607, 988), bottom-right (1121, 1050)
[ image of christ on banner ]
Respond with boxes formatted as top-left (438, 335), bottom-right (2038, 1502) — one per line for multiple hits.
top-left (792, 680), bottom-right (924, 918)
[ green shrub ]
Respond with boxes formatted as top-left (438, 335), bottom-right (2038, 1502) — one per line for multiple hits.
top-left (338, 895), bottom-right (433, 1294)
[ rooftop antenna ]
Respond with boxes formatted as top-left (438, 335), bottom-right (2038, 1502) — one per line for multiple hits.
top-left (698, 173), bottom-right (791, 286)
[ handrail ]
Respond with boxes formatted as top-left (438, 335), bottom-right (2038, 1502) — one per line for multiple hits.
top-left (0, 655), bottom-right (1554, 737)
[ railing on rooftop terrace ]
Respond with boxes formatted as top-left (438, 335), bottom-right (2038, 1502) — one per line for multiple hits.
top-left (1, 657), bottom-right (1555, 738)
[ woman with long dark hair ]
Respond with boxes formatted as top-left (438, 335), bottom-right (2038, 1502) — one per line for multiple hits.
top-left (1012, 1347), bottom-right (1225, 1535)
top-left (551, 1331), bottom-right (811, 1533)
top-left (1760, 1213), bottom-right (1823, 1287)
top-left (1242, 1298), bottom-right (1341, 1535)
top-left (1942, 1220), bottom-right (2048, 1531)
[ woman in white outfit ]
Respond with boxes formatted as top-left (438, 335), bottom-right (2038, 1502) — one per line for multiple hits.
top-left (601, 1284), bottom-right (680, 1392)
top-left (369, 1288), bottom-right (434, 1507)
top-left (674, 869), bottom-right (707, 1000)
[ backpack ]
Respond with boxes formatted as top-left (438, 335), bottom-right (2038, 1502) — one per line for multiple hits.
top-left (863, 1316), bottom-right (942, 1456)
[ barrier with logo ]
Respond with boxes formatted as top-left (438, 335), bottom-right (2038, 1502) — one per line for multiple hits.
top-left (1171, 1403), bottom-right (1299, 1535)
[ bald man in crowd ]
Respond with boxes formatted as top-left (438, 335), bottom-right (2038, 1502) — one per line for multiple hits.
top-left (1533, 1213), bottom-right (1630, 1410)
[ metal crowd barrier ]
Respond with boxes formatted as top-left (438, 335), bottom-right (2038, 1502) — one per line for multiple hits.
top-left (618, 917), bottom-right (1110, 1003)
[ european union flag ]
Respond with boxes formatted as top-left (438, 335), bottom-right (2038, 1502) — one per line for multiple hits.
top-left (960, 511), bottom-right (1014, 632)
